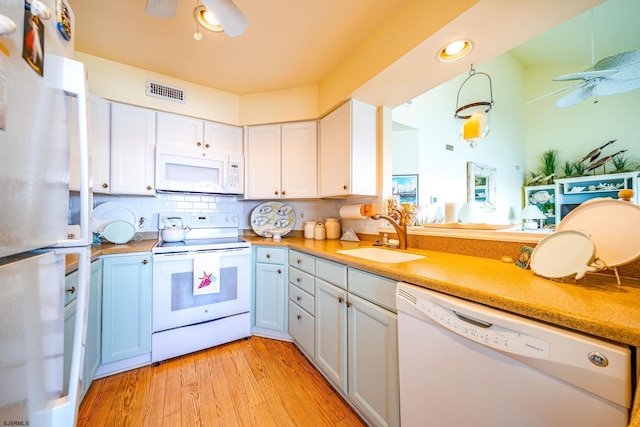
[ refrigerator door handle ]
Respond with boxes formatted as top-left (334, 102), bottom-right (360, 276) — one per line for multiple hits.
top-left (49, 56), bottom-right (93, 248)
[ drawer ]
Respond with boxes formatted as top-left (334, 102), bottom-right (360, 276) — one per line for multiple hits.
top-left (288, 300), bottom-right (315, 358)
top-left (316, 258), bottom-right (347, 290)
top-left (256, 246), bottom-right (286, 264)
top-left (288, 250), bottom-right (315, 275)
top-left (348, 268), bottom-right (397, 312)
top-left (288, 266), bottom-right (315, 295)
top-left (64, 269), bottom-right (79, 306)
top-left (288, 283), bottom-right (314, 315)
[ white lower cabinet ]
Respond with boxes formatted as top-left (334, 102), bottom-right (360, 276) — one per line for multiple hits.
top-left (287, 249), bottom-right (399, 427)
top-left (63, 259), bottom-right (103, 401)
top-left (254, 246), bottom-right (287, 335)
top-left (100, 253), bottom-right (152, 370)
top-left (347, 292), bottom-right (398, 427)
top-left (315, 278), bottom-right (348, 393)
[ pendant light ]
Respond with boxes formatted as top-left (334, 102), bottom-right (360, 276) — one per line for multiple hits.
top-left (454, 65), bottom-right (494, 148)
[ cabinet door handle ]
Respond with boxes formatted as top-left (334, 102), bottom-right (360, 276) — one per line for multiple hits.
top-left (343, 184), bottom-right (349, 190)
top-left (142, 259), bottom-right (149, 264)
top-left (297, 315), bottom-right (301, 320)
top-left (346, 301), bottom-right (352, 308)
top-left (102, 182), bottom-right (108, 188)
top-left (296, 295), bottom-right (302, 301)
top-left (146, 185), bottom-right (152, 190)
top-left (277, 269), bottom-right (282, 274)
top-left (66, 286), bottom-right (75, 294)
top-left (274, 190), bottom-right (279, 195)
top-left (205, 143), bottom-right (210, 149)
top-left (282, 190), bottom-right (286, 196)
top-left (338, 296), bottom-right (344, 303)
top-left (266, 253), bottom-right (271, 258)
top-left (197, 141), bottom-right (202, 147)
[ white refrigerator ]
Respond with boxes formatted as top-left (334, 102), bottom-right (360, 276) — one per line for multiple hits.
top-left (0, 1), bottom-right (92, 426)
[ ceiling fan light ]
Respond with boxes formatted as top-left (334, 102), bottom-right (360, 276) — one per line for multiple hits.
top-left (437, 39), bottom-right (474, 63)
top-left (194, 5), bottom-right (224, 32)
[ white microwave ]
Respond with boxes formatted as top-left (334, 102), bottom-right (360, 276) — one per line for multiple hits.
top-left (156, 146), bottom-right (244, 195)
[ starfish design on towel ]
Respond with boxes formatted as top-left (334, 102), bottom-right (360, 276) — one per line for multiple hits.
top-left (198, 271), bottom-right (213, 289)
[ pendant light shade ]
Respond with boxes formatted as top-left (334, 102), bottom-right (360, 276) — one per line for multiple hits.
top-left (454, 66), bottom-right (494, 148)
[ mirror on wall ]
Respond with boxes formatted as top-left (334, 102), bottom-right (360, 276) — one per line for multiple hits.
top-left (391, 0), bottom-right (639, 228)
top-left (467, 162), bottom-right (496, 211)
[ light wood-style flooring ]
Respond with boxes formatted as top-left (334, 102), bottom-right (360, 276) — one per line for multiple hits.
top-left (77, 336), bottom-right (367, 426)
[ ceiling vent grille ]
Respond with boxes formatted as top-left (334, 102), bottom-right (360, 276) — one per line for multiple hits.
top-left (146, 80), bottom-right (186, 103)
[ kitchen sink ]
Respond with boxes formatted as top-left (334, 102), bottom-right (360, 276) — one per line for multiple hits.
top-left (337, 247), bottom-right (426, 263)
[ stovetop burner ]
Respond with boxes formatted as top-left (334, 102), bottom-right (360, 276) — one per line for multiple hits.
top-left (154, 212), bottom-right (250, 254)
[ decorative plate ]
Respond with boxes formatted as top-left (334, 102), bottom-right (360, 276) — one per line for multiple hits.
top-left (557, 198), bottom-right (640, 267)
top-left (530, 230), bottom-right (596, 280)
top-left (531, 190), bottom-right (551, 204)
top-left (92, 201), bottom-right (139, 232)
top-left (250, 201), bottom-right (296, 237)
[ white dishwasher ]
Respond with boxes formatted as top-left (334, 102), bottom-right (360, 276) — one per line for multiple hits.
top-left (396, 282), bottom-right (632, 427)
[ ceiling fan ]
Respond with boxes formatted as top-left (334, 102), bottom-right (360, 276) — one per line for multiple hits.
top-left (145, 0), bottom-right (248, 37)
top-left (526, 10), bottom-right (640, 108)
top-left (551, 50), bottom-right (640, 108)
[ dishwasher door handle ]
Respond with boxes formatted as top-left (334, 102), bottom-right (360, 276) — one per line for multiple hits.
top-left (453, 311), bottom-right (492, 328)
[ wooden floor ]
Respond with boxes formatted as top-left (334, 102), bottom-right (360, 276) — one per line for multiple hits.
top-left (77, 336), bottom-right (367, 426)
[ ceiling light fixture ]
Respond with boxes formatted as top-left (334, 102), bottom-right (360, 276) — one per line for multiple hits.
top-left (194, 4), bottom-right (223, 33)
top-left (437, 39), bottom-right (474, 62)
top-left (454, 65), bottom-right (494, 148)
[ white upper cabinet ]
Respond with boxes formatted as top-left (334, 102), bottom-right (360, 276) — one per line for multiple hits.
top-left (88, 95), bottom-right (111, 193)
top-left (156, 111), bottom-right (243, 157)
top-left (245, 121), bottom-right (317, 199)
top-left (156, 112), bottom-right (203, 155)
top-left (110, 103), bottom-right (156, 195)
top-left (319, 99), bottom-right (377, 197)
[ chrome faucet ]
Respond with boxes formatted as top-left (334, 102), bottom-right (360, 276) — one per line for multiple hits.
top-left (371, 208), bottom-right (408, 250)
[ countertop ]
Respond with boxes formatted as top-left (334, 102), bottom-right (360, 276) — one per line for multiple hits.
top-left (70, 236), bottom-right (640, 426)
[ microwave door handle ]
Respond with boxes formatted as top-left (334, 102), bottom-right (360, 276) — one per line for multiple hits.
top-left (221, 160), bottom-right (228, 191)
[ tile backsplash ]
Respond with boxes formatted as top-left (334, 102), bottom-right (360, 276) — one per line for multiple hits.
top-left (69, 193), bottom-right (379, 234)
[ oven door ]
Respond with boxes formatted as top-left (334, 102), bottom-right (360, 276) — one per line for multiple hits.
top-left (152, 247), bottom-right (251, 332)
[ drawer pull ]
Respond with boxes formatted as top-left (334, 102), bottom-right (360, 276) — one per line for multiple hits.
top-left (66, 286), bottom-right (75, 294)
top-left (296, 295), bottom-right (302, 301)
top-left (297, 315), bottom-right (301, 320)
top-left (266, 253), bottom-right (271, 258)
top-left (296, 259), bottom-right (302, 264)
top-left (296, 277), bottom-right (301, 283)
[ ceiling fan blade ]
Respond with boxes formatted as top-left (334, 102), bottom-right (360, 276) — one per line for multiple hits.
top-left (594, 50), bottom-right (640, 72)
top-left (552, 69), bottom-right (616, 82)
top-left (201, 0), bottom-right (248, 37)
top-left (555, 84), bottom-right (595, 108)
top-left (524, 82), bottom-right (582, 105)
top-left (594, 77), bottom-right (640, 96)
top-left (145, 0), bottom-right (178, 19)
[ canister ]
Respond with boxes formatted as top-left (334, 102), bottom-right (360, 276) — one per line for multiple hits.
top-left (304, 221), bottom-right (316, 239)
top-left (314, 223), bottom-right (326, 240)
top-left (325, 217), bottom-right (341, 239)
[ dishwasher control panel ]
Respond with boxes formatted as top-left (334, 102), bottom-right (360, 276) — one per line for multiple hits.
top-left (417, 297), bottom-right (550, 359)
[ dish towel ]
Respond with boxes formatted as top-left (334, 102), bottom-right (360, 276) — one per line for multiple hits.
top-left (193, 252), bottom-right (221, 295)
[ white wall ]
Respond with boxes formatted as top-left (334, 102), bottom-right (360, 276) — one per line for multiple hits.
top-left (392, 53), bottom-right (527, 224)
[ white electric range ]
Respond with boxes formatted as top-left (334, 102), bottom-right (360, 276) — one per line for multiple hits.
top-left (152, 212), bottom-right (251, 363)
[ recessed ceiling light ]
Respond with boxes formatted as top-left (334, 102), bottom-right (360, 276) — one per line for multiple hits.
top-left (437, 39), bottom-right (474, 63)
top-left (194, 4), bottom-right (223, 32)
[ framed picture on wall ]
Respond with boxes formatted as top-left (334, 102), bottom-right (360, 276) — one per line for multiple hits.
top-left (392, 174), bottom-right (418, 205)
